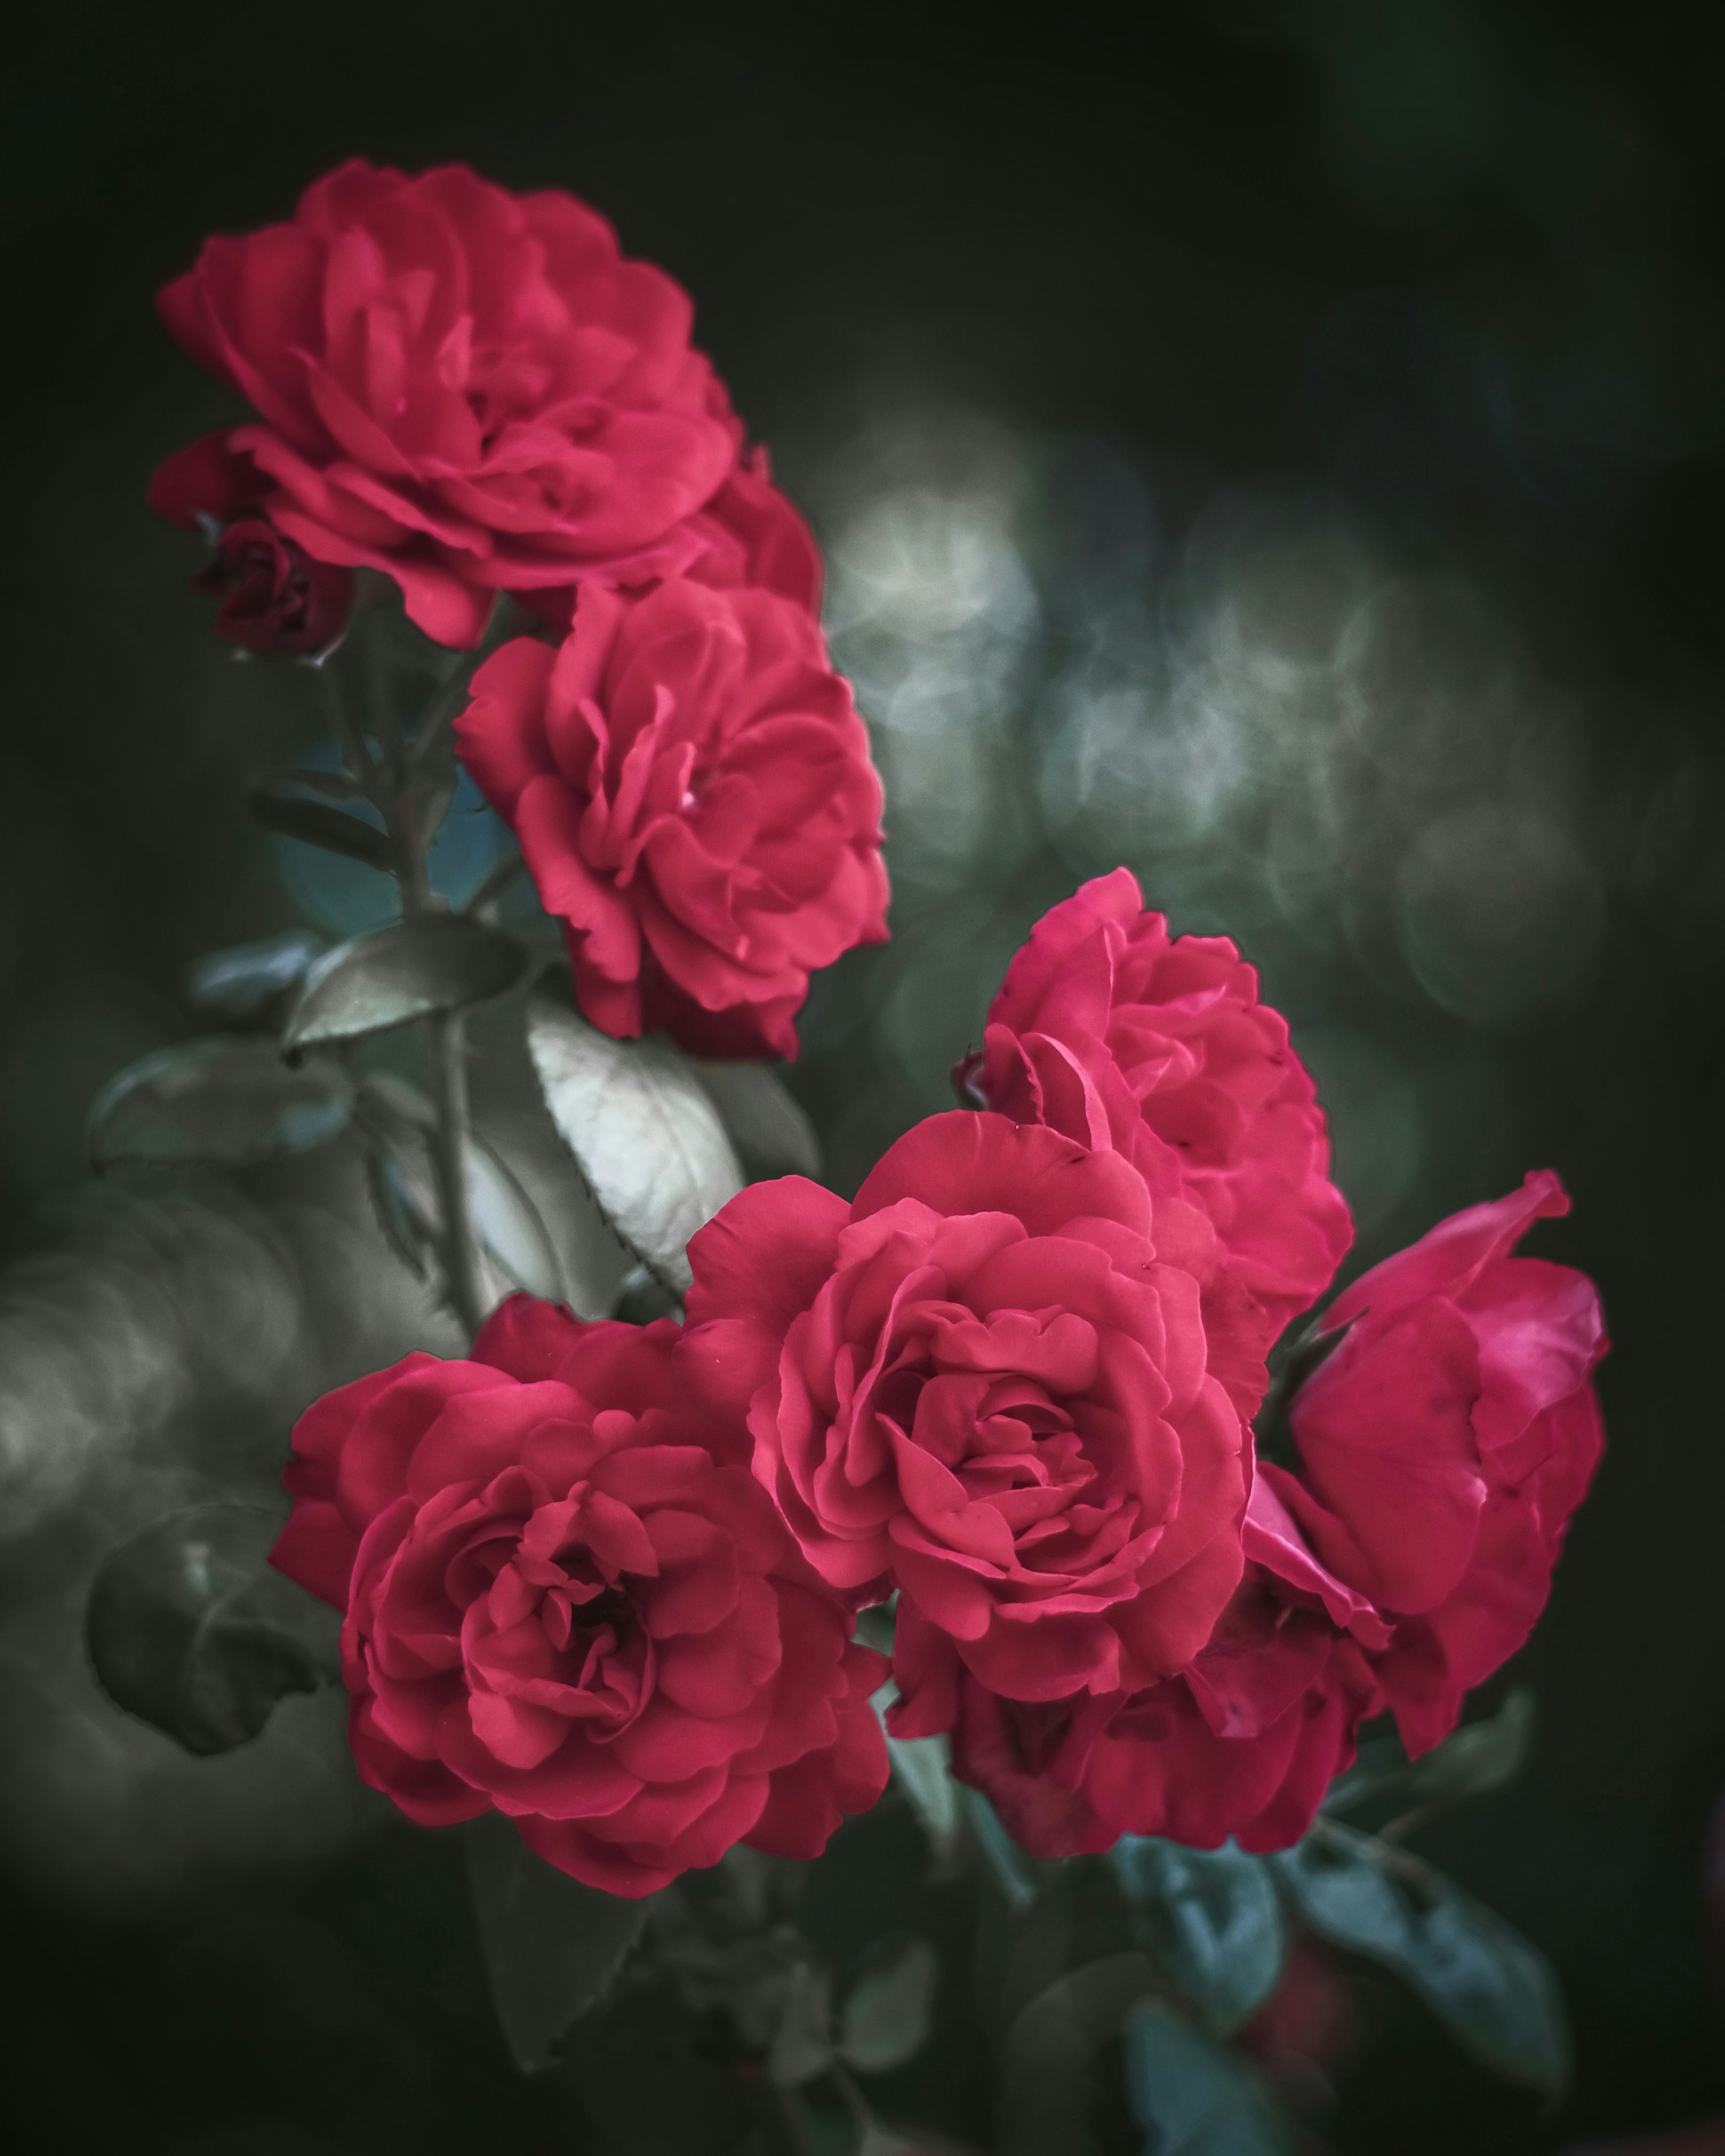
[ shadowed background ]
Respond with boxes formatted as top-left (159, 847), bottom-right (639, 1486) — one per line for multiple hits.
top-left (2, 2), bottom-right (1723, 2150)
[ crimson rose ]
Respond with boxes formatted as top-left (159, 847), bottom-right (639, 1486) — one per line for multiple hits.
top-left (1277, 1167), bottom-right (1607, 1754)
top-left (150, 161), bottom-right (739, 647)
top-left (961, 869), bottom-right (1352, 1405)
top-left (939, 1582), bottom-right (1381, 1857)
top-left (679, 1112), bottom-right (1251, 1706)
top-left (518, 446), bottom-right (823, 636)
top-left (936, 1171), bottom-right (1605, 1853)
top-left (269, 1296), bottom-right (889, 1895)
top-left (455, 578), bottom-right (888, 1058)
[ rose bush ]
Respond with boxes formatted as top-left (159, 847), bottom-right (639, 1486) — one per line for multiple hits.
top-left (149, 160), bottom-right (741, 647)
top-left (269, 1294), bottom-right (889, 1895)
top-left (679, 1111), bottom-right (1252, 1708)
top-left (960, 868), bottom-right (1353, 1398)
top-left (937, 1170), bottom-right (1606, 1851)
top-left (455, 577), bottom-right (888, 1057)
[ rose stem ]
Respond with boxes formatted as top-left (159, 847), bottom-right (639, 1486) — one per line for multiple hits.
top-left (350, 607), bottom-right (492, 1343)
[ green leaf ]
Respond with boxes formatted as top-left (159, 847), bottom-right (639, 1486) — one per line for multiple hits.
top-left (284, 915), bottom-right (528, 1050)
top-left (526, 977), bottom-right (744, 1295)
top-left (1318, 1731), bottom-right (1410, 1815)
top-left (1271, 1822), bottom-right (1570, 2090)
top-left (610, 1261), bottom-right (686, 1324)
top-left (248, 782), bottom-right (394, 868)
top-left (962, 1785), bottom-right (1039, 1912)
top-left (355, 1076), bottom-right (564, 1305)
top-left (85, 1502), bottom-right (339, 1755)
top-left (1111, 1838), bottom-right (1284, 2035)
top-left (1401, 1688), bottom-right (1537, 1808)
top-left (463, 1810), bottom-right (653, 2074)
top-left (1324, 1690), bottom-right (1538, 1820)
top-left (1121, 2002), bottom-right (1291, 2156)
top-left (839, 1935), bottom-right (940, 2073)
top-left (89, 1037), bottom-right (354, 1168)
top-left (1000, 1954), bottom-right (1160, 2156)
top-left (691, 1059), bottom-right (823, 1179)
top-left (185, 930), bottom-right (327, 1022)
top-left (870, 1674), bottom-right (962, 1858)
top-left (853, 1603), bottom-right (898, 1656)
top-left (277, 765), bottom-right (366, 800)
top-left (765, 1961), bottom-right (836, 2087)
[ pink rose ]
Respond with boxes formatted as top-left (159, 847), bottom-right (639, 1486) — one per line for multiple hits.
top-left (269, 1295), bottom-right (889, 1896)
top-left (939, 1171), bottom-right (1605, 1854)
top-left (150, 160), bottom-right (740, 647)
top-left (455, 578), bottom-right (888, 1058)
top-left (518, 446), bottom-right (823, 636)
top-left (916, 1554), bottom-right (1383, 1855)
top-left (679, 1112), bottom-right (1252, 1705)
top-left (961, 870), bottom-right (1353, 1406)
top-left (1278, 1169), bottom-right (1607, 1754)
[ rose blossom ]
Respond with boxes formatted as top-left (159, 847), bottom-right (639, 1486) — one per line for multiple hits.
top-left (455, 577), bottom-right (888, 1058)
top-left (269, 1296), bottom-right (889, 1896)
top-left (518, 446), bottom-right (823, 636)
top-left (936, 1585), bottom-right (1382, 1856)
top-left (924, 1480), bottom-right (1390, 1854)
top-left (149, 160), bottom-right (740, 647)
top-left (933, 1170), bottom-right (1605, 1853)
top-left (1276, 1167), bottom-right (1607, 1755)
top-left (678, 1111), bottom-right (1252, 1707)
top-left (960, 869), bottom-right (1352, 1406)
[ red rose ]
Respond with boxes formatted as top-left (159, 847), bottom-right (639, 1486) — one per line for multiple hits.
top-left (961, 870), bottom-right (1352, 1406)
top-left (1278, 1169), bottom-right (1607, 1754)
top-left (149, 430), bottom-right (354, 656)
top-left (150, 160), bottom-right (739, 648)
top-left (940, 1171), bottom-right (1606, 1856)
top-left (269, 1295), bottom-right (889, 1896)
top-left (455, 578), bottom-right (888, 1058)
top-left (195, 521), bottom-right (352, 657)
top-left (682, 447), bottom-right (823, 613)
top-left (938, 1548), bottom-right (1384, 1856)
top-left (679, 1112), bottom-right (1251, 1705)
top-left (518, 446), bottom-right (823, 637)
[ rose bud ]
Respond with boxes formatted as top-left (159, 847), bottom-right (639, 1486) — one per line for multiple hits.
top-left (192, 516), bottom-right (353, 657)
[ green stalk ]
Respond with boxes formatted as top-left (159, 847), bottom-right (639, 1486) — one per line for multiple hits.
top-left (330, 605), bottom-right (507, 1343)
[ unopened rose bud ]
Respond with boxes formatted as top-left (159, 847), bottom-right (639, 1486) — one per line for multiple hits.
top-left (192, 517), bottom-right (353, 658)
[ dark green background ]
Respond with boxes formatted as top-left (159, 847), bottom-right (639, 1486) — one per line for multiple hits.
top-left (2, 3), bottom-right (1722, 2150)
